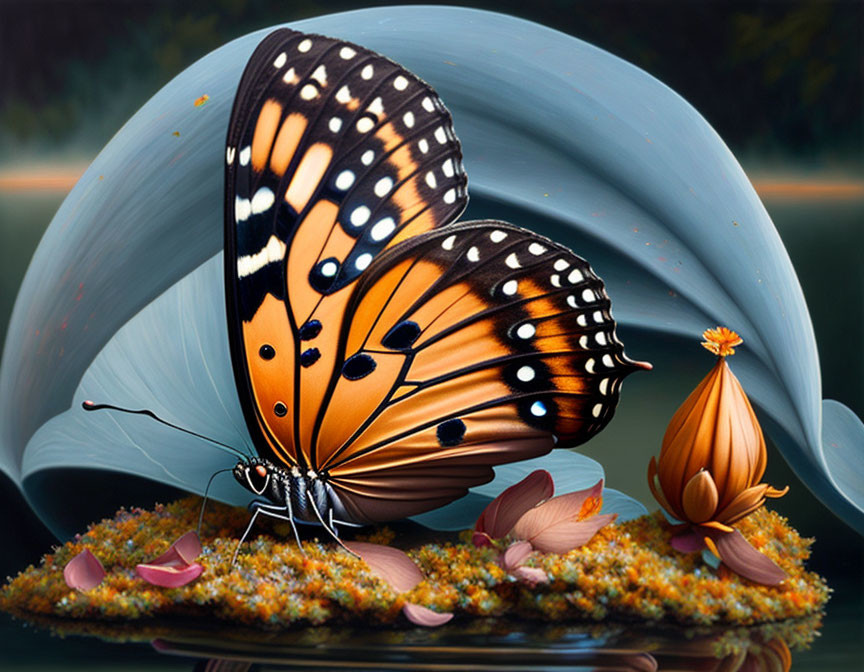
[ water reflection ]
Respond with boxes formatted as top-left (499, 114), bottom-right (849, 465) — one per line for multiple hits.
top-left (18, 612), bottom-right (816, 671)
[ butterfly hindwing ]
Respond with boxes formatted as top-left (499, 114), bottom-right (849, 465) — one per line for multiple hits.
top-left (224, 29), bottom-right (468, 468)
top-left (305, 221), bottom-right (648, 523)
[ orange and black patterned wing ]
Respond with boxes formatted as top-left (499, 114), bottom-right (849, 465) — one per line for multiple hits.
top-left (224, 29), bottom-right (468, 469)
top-left (306, 221), bottom-right (650, 523)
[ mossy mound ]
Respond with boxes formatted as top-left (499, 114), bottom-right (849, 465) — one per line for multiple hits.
top-left (1, 497), bottom-right (829, 629)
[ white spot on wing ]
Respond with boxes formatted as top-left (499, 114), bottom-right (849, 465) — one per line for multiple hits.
top-left (582, 288), bottom-right (595, 303)
top-left (442, 234), bottom-right (456, 250)
top-left (490, 230), bottom-right (507, 243)
top-left (361, 64), bottom-right (374, 79)
top-left (554, 259), bottom-right (570, 271)
top-left (602, 354), bottom-right (614, 368)
top-left (516, 323), bottom-right (535, 339)
top-left (502, 279), bottom-right (518, 295)
top-left (517, 366), bottom-right (535, 382)
top-left (361, 150), bottom-right (375, 165)
top-left (355, 253), bottom-right (373, 270)
top-left (595, 332), bottom-right (607, 346)
top-left (356, 117), bottom-right (374, 133)
top-left (593, 310), bottom-right (604, 323)
top-left (403, 111), bottom-right (415, 128)
top-left (368, 97), bottom-right (384, 116)
top-left (418, 139), bottom-right (429, 153)
top-left (235, 196), bottom-right (251, 222)
top-left (251, 187), bottom-right (275, 214)
top-left (273, 52), bottom-right (287, 68)
top-left (530, 401), bottom-right (547, 417)
top-left (226, 147), bottom-right (235, 165)
top-left (585, 358), bottom-right (596, 374)
top-left (467, 246), bottom-right (480, 262)
top-left (236, 235), bottom-right (286, 278)
top-left (422, 97), bottom-right (435, 112)
top-left (298, 39), bottom-right (312, 53)
top-left (599, 378), bottom-right (609, 395)
top-left (283, 67), bottom-right (298, 84)
top-left (335, 170), bottom-right (355, 190)
top-left (311, 65), bottom-right (328, 86)
top-left (336, 85), bottom-right (351, 103)
top-left (425, 171), bottom-right (437, 189)
top-left (506, 253), bottom-right (521, 269)
top-left (592, 403), bottom-right (603, 418)
top-left (329, 117), bottom-right (343, 133)
top-left (370, 217), bottom-right (396, 241)
top-left (551, 274), bottom-right (561, 287)
top-left (339, 46), bottom-right (356, 59)
top-left (434, 127), bottom-right (447, 144)
top-left (579, 335), bottom-right (589, 348)
top-left (350, 206), bottom-right (370, 227)
top-left (577, 314), bottom-right (588, 327)
top-left (442, 159), bottom-right (454, 177)
top-left (321, 260), bottom-right (338, 277)
top-left (568, 269), bottom-right (584, 284)
top-left (239, 146), bottom-right (251, 166)
top-left (528, 243), bottom-right (547, 255)
top-left (443, 188), bottom-right (456, 204)
top-left (374, 177), bottom-right (393, 197)
top-left (393, 75), bottom-right (409, 90)
top-left (300, 84), bottom-right (318, 100)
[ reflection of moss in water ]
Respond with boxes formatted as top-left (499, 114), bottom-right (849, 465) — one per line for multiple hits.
top-left (0, 497), bottom-right (829, 629)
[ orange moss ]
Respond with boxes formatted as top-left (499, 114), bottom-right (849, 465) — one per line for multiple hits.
top-left (1, 498), bottom-right (828, 630)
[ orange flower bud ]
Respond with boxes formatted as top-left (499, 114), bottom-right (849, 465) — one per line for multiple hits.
top-left (648, 327), bottom-right (787, 527)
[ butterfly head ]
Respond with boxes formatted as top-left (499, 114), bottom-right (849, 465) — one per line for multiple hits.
top-left (233, 457), bottom-right (277, 496)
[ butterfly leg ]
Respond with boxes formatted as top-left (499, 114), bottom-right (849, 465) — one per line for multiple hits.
top-left (306, 491), bottom-right (359, 557)
top-left (232, 507), bottom-right (261, 567)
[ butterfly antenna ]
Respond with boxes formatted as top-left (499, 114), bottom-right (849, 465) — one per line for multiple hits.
top-left (82, 401), bottom-right (252, 460)
top-left (197, 468), bottom-right (234, 537)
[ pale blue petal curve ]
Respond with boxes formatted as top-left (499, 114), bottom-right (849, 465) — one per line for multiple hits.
top-left (0, 7), bottom-right (859, 534)
top-left (411, 450), bottom-right (646, 531)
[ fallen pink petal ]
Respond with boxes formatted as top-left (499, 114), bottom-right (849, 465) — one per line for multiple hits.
top-left (709, 529), bottom-right (788, 586)
top-left (147, 530), bottom-right (203, 569)
top-left (501, 540), bottom-right (534, 572)
top-left (525, 514), bottom-right (618, 554)
top-left (670, 530), bottom-right (706, 554)
top-left (136, 561), bottom-right (203, 588)
top-left (511, 565), bottom-right (548, 587)
top-left (402, 602), bottom-right (454, 627)
top-left (510, 480), bottom-right (616, 553)
top-left (63, 549), bottom-right (105, 591)
top-left (345, 541), bottom-right (423, 593)
top-left (474, 469), bottom-right (553, 542)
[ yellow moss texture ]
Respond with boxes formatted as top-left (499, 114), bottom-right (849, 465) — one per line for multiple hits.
top-left (1, 498), bottom-right (829, 629)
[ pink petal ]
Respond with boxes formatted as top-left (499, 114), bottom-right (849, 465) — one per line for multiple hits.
top-left (708, 529), bottom-right (788, 586)
top-left (402, 602), bottom-right (454, 627)
top-left (527, 513), bottom-right (617, 554)
top-left (511, 565), bottom-right (548, 586)
top-left (670, 530), bottom-right (706, 553)
top-left (147, 531), bottom-right (203, 569)
top-left (511, 479), bottom-right (603, 542)
top-left (500, 540), bottom-right (533, 571)
top-left (475, 470), bottom-right (554, 541)
top-left (345, 541), bottom-right (423, 593)
top-left (63, 548), bottom-right (106, 591)
top-left (136, 561), bottom-right (203, 587)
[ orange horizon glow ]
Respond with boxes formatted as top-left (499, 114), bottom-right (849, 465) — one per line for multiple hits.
top-left (1, 166), bottom-right (863, 201)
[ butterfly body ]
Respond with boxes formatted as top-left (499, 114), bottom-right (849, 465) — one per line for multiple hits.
top-left (224, 29), bottom-right (649, 529)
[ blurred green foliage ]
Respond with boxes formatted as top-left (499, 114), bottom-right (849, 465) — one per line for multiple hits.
top-left (0, 0), bottom-right (861, 164)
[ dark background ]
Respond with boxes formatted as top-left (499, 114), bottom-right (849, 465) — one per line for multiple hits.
top-left (1, 1), bottom-right (862, 669)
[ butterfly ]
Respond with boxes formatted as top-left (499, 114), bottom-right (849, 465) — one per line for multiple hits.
top-left (222, 28), bottom-right (649, 548)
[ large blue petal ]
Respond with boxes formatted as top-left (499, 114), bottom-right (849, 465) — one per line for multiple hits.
top-left (1, 7), bottom-right (860, 534)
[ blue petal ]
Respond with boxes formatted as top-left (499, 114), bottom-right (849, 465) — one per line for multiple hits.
top-left (1, 7), bottom-right (860, 534)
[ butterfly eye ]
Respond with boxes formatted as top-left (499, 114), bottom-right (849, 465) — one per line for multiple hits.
top-left (259, 344), bottom-right (275, 360)
top-left (255, 465), bottom-right (267, 478)
top-left (274, 402), bottom-right (288, 417)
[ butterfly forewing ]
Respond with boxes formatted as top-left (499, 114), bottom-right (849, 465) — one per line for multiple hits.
top-left (225, 29), bottom-right (468, 468)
